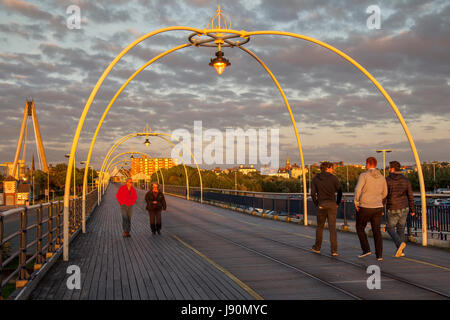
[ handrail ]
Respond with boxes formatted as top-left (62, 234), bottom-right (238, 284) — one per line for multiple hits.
top-left (0, 188), bottom-right (98, 299)
top-left (163, 185), bottom-right (449, 198)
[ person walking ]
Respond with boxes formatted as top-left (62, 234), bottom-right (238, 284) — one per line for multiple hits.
top-left (354, 157), bottom-right (387, 261)
top-left (145, 182), bottom-right (167, 235)
top-left (311, 162), bottom-right (343, 256)
top-left (385, 161), bottom-right (415, 257)
top-left (116, 178), bottom-right (137, 238)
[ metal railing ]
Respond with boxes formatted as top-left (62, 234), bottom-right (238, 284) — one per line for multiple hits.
top-left (0, 189), bottom-right (98, 298)
top-left (164, 185), bottom-right (450, 240)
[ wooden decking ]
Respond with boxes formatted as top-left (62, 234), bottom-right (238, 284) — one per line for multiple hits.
top-left (30, 185), bottom-right (255, 300)
top-left (30, 184), bottom-right (450, 300)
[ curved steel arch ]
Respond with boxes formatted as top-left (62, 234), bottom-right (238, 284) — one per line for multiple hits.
top-left (96, 132), bottom-right (201, 202)
top-left (103, 152), bottom-right (164, 191)
top-left (244, 30), bottom-right (427, 244)
top-left (64, 27), bottom-right (427, 261)
top-left (81, 43), bottom-right (193, 211)
top-left (83, 42), bottom-right (307, 234)
top-left (106, 159), bottom-right (130, 173)
top-left (105, 151), bottom-right (161, 178)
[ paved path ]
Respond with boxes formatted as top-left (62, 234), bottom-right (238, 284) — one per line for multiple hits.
top-left (30, 184), bottom-right (450, 300)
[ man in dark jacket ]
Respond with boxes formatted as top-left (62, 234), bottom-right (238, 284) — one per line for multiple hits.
top-left (385, 161), bottom-right (415, 257)
top-left (145, 182), bottom-right (167, 235)
top-left (311, 162), bottom-right (343, 256)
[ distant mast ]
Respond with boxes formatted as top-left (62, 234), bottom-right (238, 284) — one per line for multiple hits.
top-left (11, 99), bottom-right (48, 179)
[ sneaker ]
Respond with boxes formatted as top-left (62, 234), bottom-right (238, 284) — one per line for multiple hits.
top-left (400, 253), bottom-right (405, 257)
top-left (332, 252), bottom-right (339, 257)
top-left (358, 252), bottom-right (372, 258)
top-left (395, 242), bottom-right (406, 257)
top-left (311, 247), bottom-right (320, 254)
top-left (377, 257), bottom-right (383, 262)
top-left (157, 230), bottom-right (161, 235)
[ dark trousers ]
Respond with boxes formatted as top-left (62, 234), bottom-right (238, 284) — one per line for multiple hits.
top-left (148, 209), bottom-right (162, 232)
top-left (313, 203), bottom-right (338, 253)
top-left (356, 207), bottom-right (383, 258)
top-left (121, 205), bottom-right (133, 233)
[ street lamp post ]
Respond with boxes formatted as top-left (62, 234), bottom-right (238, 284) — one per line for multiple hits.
top-left (432, 161), bottom-right (438, 193)
top-left (346, 165), bottom-right (349, 192)
top-left (47, 167), bottom-right (50, 203)
top-left (308, 164), bottom-right (311, 194)
top-left (376, 149), bottom-right (392, 177)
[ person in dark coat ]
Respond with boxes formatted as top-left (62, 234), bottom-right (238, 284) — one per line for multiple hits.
top-left (311, 162), bottom-right (343, 256)
top-left (385, 161), bottom-right (415, 257)
top-left (145, 182), bottom-right (167, 235)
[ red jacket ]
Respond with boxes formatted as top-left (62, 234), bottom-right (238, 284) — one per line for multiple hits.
top-left (116, 185), bottom-right (137, 206)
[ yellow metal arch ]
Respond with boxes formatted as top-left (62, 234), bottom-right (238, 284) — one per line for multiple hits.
top-left (106, 159), bottom-right (130, 173)
top-left (235, 45), bottom-right (308, 224)
top-left (96, 132), bottom-right (201, 202)
top-left (104, 152), bottom-right (164, 195)
top-left (81, 43), bottom-right (192, 211)
top-left (104, 151), bottom-right (162, 179)
top-left (64, 27), bottom-right (427, 261)
top-left (92, 41), bottom-right (308, 224)
top-left (244, 30), bottom-right (427, 244)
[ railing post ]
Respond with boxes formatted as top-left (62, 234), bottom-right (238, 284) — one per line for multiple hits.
top-left (287, 194), bottom-right (290, 217)
top-left (55, 201), bottom-right (61, 249)
top-left (82, 196), bottom-right (86, 233)
top-left (70, 198), bottom-right (74, 234)
top-left (0, 214), bottom-right (4, 299)
top-left (273, 195), bottom-right (276, 213)
top-left (262, 194), bottom-right (265, 212)
top-left (35, 204), bottom-right (44, 270)
top-left (47, 203), bottom-right (54, 257)
top-left (17, 208), bottom-right (28, 288)
top-left (343, 195), bottom-right (348, 226)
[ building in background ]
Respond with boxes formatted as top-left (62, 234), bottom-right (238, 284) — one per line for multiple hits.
top-left (130, 155), bottom-right (175, 176)
top-left (290, 163), bottom-right (308, 179)
top-left (1, 176), bottom-right (31, 206)
top-left (3, 176), bottom-right (17, 206)
top-left (16, 183), bottom-right (30, 205)
top-left (238, 164), bottom-right (258, 175)
top-left (270, 154), bottom-right (304, 178)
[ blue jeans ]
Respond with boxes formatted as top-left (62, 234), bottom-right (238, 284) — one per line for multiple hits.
top-left (386, 207), bottom-right (408, 248)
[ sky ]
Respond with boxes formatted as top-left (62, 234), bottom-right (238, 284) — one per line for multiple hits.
top-left (0, 0), bottom-right (449, 170)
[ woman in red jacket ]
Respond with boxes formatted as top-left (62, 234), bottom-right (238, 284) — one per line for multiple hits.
top-left (145, 182), bottom-right (166, 235)
top-left (116, 178), bottom-right (137, 237)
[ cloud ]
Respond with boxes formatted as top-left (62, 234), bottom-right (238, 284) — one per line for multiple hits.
top-left (0, 0), bottom-right (53, 20)
top-left (0, 0), bottom-right (449, 169)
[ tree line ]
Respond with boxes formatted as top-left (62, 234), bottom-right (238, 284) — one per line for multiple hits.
top-left (0, 163), bottom-right (98, 198)
top-left (150, 162), bottom-right (450, 193)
